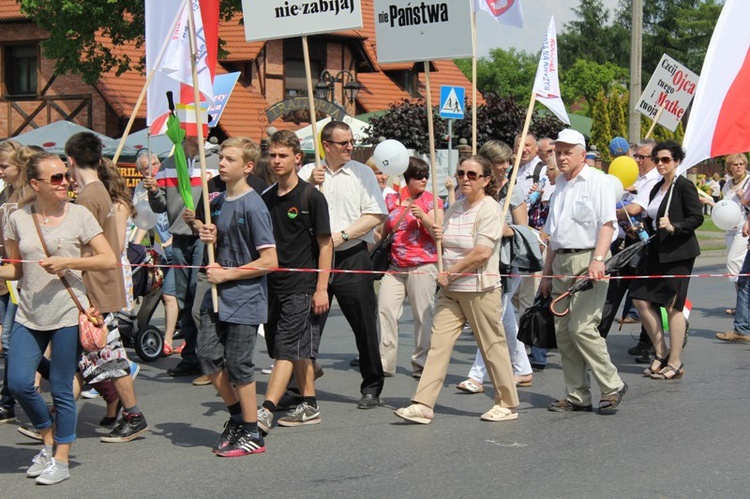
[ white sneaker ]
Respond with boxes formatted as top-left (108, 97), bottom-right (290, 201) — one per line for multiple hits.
top-left (80, 387), bottom-right (99, 399)
top-left (261, 364), bottom-right (274, 375)
top-left (35, 459), bottom-right (70, 485)
top-left (26, 449), bottom-right (52, 477)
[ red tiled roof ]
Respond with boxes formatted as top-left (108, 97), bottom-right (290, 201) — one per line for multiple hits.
top-left (0, 2), bottom-right (24, 21)
top-left (356, 72), bottom-right (410, 113)
top-left (220, 14), bottom-right (264, 62)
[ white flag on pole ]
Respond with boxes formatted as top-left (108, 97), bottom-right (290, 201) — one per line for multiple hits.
top-left (532, 17), bottom-right (570, 125)
top-left (473, 0), bottom-right (524, 28)
top-left (146, 0), bottom-right (213, 126)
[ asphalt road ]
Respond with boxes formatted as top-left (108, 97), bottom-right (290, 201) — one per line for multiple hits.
top-left (1, 252), bottom-right (749, 498)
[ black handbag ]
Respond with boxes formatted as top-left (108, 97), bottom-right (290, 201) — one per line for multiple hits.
top-left (369, 199), bottom-right (411, 280)
top-left (517, 295), bottom-right (557, 349)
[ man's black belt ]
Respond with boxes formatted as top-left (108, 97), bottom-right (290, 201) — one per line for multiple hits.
top-left (556, 248), bottom-right (594, 254)
top-left (335, 241), bottom-right (367, 258)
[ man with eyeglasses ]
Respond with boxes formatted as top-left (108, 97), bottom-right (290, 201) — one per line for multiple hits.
top-left (603, 139), bottom-right (661, 359)
top-left (537, 137), bottom-right (554, 164)
top-left (539, 129), bottom-right (627, 415)
top-left (297, 121), bottom-right (387, 409)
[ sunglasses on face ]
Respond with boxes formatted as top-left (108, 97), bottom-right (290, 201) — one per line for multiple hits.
top-left (324, 139), bottom-right (355, 147)
top-left (36, 172), bottom-right (72, 185)
top-left (456, 170), bottom-right (484, 180)
top-left (410, 173), bottom-right (429, 180)
top-left (653, 156), bottom-right (674, 165)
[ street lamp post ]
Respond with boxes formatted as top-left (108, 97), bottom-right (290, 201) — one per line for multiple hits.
top-left (315, 70), bottom-right (362, 111)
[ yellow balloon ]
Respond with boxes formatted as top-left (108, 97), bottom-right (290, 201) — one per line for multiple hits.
top-left (608, 156), bottom-right (638, 188)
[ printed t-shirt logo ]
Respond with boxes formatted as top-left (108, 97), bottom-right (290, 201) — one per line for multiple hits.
top-left (288, 207), bottom-right (299, 219)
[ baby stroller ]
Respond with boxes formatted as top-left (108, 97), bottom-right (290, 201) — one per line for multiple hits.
top-left (118, 243), bottom-right (165, 363)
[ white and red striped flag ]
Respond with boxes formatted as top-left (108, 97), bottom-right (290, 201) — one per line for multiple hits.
top-left (473, 0), bottom-right (523, 28)
top-left (681, 0), bottom-right (750, 173)
top-left (532, 17), bottom-right (570, 125)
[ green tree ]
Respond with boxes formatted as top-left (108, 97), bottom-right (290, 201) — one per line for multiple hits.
top-left (560, 59), bottom-right (628, 113)
top-left (455, 48), bottom-right (538, 103)
top-left (558, 0), bottom-right (629, 69)
top-left (19, 0), bottom-right (242, 84)
top-left (366, 99), bottom-right (447, 153)
top-left (608, 88), bottom-right (628, 139)
top-left (589, 90), bottom-right (612, 159)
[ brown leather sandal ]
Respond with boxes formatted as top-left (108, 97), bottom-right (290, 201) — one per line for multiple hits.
top-left (650, 363), bottom-right (684, 380)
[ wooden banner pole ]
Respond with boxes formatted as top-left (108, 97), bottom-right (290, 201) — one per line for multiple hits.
top-left (424, 61), bottom-right (443, 273)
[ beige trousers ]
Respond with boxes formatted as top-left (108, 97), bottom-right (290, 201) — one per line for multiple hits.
top-left (551, 251), bottom-right (623, 406)
top-left (413, 288), bottom-right (519, 410)
top-left (378, 263), bottom-right (438, 374)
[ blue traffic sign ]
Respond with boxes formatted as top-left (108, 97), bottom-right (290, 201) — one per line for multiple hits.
top-left (439, 85), bottom-right (465, 119)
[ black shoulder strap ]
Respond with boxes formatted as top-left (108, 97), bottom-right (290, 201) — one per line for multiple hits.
top-left (532, 160), bottom-right (545, 184)
top-left (299, 182), bottom-right (315, 238)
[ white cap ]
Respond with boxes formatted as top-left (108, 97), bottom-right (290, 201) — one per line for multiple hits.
top-left (553, 129), bottom-right (586, 148)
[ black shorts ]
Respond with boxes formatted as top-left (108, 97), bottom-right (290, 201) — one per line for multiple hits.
top-left (265, 293), bottom-right (321, 361)
top-left (197, 311), bottom-right (258, 385)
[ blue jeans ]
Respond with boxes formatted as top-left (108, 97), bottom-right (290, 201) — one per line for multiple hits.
top-left (733, 250), bottom-right (750, 335)
top-left (530, 346), bottom-right (548, 367)
top-left (7, 324), bottom-right (80, 444)
top-left (0, 295), bottom-right (17, 409)
top-left (171, 235), bottom-right (204, 364)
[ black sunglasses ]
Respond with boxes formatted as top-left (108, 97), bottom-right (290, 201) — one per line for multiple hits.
top-left (410, 173), bottom-right (429, 180)
top-left (36, 172), bottom-right (72, 186)
top-left (653, 156), bottom-right (674, 165)
top-left (456, 170), bottom-right (484, 181)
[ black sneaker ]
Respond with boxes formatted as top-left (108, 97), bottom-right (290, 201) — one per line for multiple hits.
top-left (628, 340), bottom-right (652, 356)
top-left (167, 361), bottom-right (202, 377)
top-left (276, 389), bottom-right (303, 411)
top-left (0, 405), bottom-right (16, 424)
top-left (212, 419), bottom-right (241, 454)
top-left (215, 425), bottom-right (265, 457)
top-left (100, 412), bottom-right (148, 443)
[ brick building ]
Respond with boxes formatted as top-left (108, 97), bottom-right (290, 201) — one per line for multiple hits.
top-left (1, 1), bottom-right (475, 143)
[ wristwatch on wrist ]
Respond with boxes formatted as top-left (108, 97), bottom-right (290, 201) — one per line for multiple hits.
top-left (593, 255), bottom-right (604, 262)
top-left (340, 230), bottom-right (349, 242)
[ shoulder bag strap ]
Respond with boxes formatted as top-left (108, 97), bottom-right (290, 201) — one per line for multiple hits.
top-left (382, 196), bottom-right (413, 242)
top-left (30, 205), bottom-right (86, 314)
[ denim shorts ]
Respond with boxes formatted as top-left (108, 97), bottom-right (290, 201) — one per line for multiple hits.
top-left (265, 293), bottom-right (321, 361)
top-left (197, 311), bottom-right (257, 385)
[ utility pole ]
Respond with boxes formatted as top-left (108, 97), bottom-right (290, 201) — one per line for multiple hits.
top-left (628, 0), bottom-right (643, 142)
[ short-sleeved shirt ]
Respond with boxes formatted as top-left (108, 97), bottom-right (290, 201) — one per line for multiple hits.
top-left (204, 189), bottom-right (276, 325)
top-left (442, 196), bottom-right (503, 292)
top-left (544, 165), bottom-right (617, 251)
top-left (6, 204), bottom-right (102, 330)
top-left (384, 186), bottom-right (442, 267)
top-left (76, 181), bottom-right (127, 313)
top-left (297, 160), bottom-right (387, 251)
top-left (515, 158), bottom-right (547, 199)
top-left (262, 179), bottom-right (331, 294)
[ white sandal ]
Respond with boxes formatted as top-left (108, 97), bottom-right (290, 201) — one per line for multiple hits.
top-left (394, 404), bottom-right (434, 424)
top-left (456, 379), bottom-right (484, 394)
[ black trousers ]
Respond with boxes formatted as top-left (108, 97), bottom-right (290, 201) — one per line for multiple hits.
top-left (319, 243), bottom-right (384, 396)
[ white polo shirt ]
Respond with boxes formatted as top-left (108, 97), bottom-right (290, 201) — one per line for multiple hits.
top-left (544, 164), bottom-right (617, 251)
top-left (298, 160), bottom-right (387, 251)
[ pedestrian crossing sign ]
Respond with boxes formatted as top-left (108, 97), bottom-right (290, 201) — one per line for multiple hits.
top-left (439, 86), bottom-right (465, 119)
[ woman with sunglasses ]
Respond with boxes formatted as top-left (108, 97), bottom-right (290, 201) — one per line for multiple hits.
top-left (378, 157), bottom-right (443, 378)
top-left (395, 155), bottom-right (519, 424)
top-left (629, 141), bottom-right (703, 380)
top-left (2, 152), bottom-right (116, 485)
top-left (456, 140), bottom-right (535, 394)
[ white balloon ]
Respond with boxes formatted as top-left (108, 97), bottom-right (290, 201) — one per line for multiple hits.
top-left (712, 199), bottom-right (743, 231)
top-left (134, 200), bottom-right (158, 230)
top-left (372, 139), bottom-right (409, 177)
top-left (604, 174), bottom-right (625, 200)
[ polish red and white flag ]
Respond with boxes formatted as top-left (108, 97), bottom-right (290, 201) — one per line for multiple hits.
top-left (681, 0), bottom-right (750, 173)
top-left (473, 0), bottom-right (523, 29)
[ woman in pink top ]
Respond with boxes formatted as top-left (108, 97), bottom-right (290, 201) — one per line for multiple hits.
top-left (378, 157), bottom-right (443, 377)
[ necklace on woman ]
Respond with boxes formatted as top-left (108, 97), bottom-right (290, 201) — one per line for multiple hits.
top-left (733, 173), bottom-right (747, 186)
top-left (39, 203), bottom-right (66, 225)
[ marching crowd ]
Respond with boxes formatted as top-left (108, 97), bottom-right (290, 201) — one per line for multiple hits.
top-left (1, 120), bottom-right (743, 486)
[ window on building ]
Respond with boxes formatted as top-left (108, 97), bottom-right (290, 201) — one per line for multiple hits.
top-left (4, 44), bottom-right (39, 96)
top-left (283, 38), bottom-right (325, 98)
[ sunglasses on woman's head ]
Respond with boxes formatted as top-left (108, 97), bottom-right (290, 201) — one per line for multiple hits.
top-left (456, 170), bottom-right (484, 180)
top-left (36, 172), bottom-right (72, 185)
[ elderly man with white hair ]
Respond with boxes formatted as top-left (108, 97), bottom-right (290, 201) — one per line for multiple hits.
top-left (538, 129), bottom-right (628, 415)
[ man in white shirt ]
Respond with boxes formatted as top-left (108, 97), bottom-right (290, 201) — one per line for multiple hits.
top-left (298, 121), bottom-right (387, 409)
top-left (540, 129), bottom-right (627, 415)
